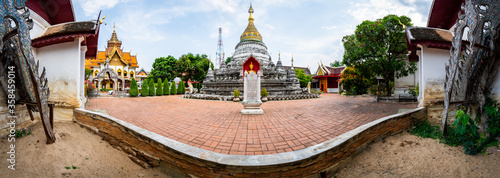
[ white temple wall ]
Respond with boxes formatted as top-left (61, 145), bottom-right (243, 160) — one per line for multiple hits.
top-left (394, 58), bottom-right (418, 96)
top-left (33, 38), bottom-right (84, 122)
top-left (419, 47), bottom-right (448, 106)
top-left (28, 8), bottom-right (50, 39)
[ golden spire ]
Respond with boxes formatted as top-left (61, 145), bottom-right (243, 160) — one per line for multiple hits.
top-left (240, 4), bottom-right (263, 42)
top-left (108, 23), bottom-right (121, 46)
top-left (291, 55), bottom-right (294, 67)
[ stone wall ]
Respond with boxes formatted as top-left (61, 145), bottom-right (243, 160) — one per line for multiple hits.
top-left (73, 107), bottom-right (426, 177)
top-left (0, 90), bottom-right (39, 137)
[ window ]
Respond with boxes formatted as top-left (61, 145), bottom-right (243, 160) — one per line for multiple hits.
top-left (124, 71), bottom-right (128, 77)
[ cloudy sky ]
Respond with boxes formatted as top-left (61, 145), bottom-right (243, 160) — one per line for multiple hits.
top-left (73, 0), bottom-right (433, 72)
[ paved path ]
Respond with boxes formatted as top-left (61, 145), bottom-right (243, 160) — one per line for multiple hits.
top-left (86, 94), bottom-right (417, 155)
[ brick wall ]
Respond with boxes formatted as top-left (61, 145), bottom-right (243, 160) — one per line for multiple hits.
top-left (74, 107), bottom-right (426, 177)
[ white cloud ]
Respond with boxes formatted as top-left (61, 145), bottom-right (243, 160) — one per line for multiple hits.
top-left (75, 0), bottom-right (129, 17)
top-left (348, 0), bottom-right (427, 27)
top-left (322, 26), bottom-right (338, 30)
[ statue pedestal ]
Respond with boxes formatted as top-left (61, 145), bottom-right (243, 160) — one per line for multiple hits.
top-left (241, 70), bottom-right (263, 115)
top-left (241, 100), bottom-right (263, 114)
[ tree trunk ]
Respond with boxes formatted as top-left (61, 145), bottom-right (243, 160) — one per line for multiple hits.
top-left (385, 80), bottom-right (391, 96)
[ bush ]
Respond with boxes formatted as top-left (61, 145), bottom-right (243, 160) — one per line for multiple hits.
top-left (100, 88), bottom-right (112, 92)
top-left (140, 79), bottom-right (148, 97)
top-left (164, 81), bottom-right (170, 95)
top-left (170, 82), bottom-right (176, 95)
top-left (234, 89), bottom-right (240, 97)
top-left (129, 78), bottom-right (139, 97)
top-left (339, 67), bottom-right (369, 95)
top-left (177, 80), bottom-right (185, 94)
top-left (453, 109), bottom-right (481, 155)
top-left (261, 88), bottom-right (268, 97)
top-left (368, 81), bottom-right (394, 96)
top-left (197, 83), bottom-right (202, 92)
top-left (148, 80), bottom-right (155, 96)
top-left (156, 78), bottom-right (163, 96)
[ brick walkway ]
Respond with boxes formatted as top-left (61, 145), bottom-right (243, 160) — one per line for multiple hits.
top-left (86, 94), bottom-right (417, 155)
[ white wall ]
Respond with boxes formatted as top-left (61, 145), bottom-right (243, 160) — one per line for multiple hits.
top-left (419, 47), bottom-right (449, 106)
top-left (394, 58), bottom-right (419, 96)
top-left (34, 37), bottom-right (83, 108)
top-left (28, 9), bottom-right (50, 39)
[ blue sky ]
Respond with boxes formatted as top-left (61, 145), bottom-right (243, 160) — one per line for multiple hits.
top-left (73, 0), bottom-right (433, 72)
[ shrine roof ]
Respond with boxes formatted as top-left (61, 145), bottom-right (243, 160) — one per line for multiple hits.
top-left (282, 66), bottom-right (311, 75)
top-left (427, 0), bottom-right (464, 29)
top-left (406, 27), bottom-right (453, 43)
top-left (26, 0), bottom-right (75, 25)
top-left (32, 21), bottom-right (98, 48)
top-left (405, 26), bottom-right (453, 51)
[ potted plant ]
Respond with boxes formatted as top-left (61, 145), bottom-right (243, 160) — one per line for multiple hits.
top-left (261, 88), bottom-right (268, 102)
top-left (233, 89), bottom-right (240, 102)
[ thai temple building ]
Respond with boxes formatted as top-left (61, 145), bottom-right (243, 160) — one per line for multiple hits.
top-left (312, 62), bottom-right (345, 93)
top-left (85, 25), bottom-right (139, 91)
top-left (199, 5), bottom-right (313, 99)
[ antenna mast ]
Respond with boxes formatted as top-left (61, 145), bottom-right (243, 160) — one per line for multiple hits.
top-left (216, 27), bottom-right (224, 68)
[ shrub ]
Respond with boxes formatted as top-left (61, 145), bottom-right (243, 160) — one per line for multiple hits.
top-left (156, 78), bottom-right (163, 96)
top-left (148, 80), bottom-right (155, 96)
top-left (234, 89), bottom-right (240, 98)
top-left (177, 80), bottom-right (185, 94)
top-left (140, 79), bottom-right (148, 97)
top-left (197, 83), bottom-right (202, 92)
top-left (170, 82), bottom-right (176, 95)
top-left (129, 78), bottom-right (139, 97)
top-left (164, 81), bottom-right (170, 95)
top-left (100, 88), bottom-right (112, 92)
top-left (339, 67), bottom-right (369, 95)
top-left (453, 109), bottom-right (481, 155)
top-left (261, 88), bottom-right (268, 97)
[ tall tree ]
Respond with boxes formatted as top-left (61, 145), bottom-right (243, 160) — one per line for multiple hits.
top-left (148, 55), bottom-right (177, 82)
top-left (295, 68), bottom-right (313, 88)
top-left (342, 14), bottom-right (417, 96)
top-left (177, 53), bottom-right (211, 82)
top-left (330, 60), bottom-right (343, 67)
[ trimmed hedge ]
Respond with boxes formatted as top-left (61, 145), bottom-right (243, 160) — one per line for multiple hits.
top-left (148, 80), bottom-right (155, 96)
top-left (177, 80), bottom-right (185, 94)
top-left (164, 81), bottom-right (170, 95)
top-left (170, 82), bottom-right (176, 95)
top-left (129, 78), bottom-right (139, 97)
top-left (140, 79), bottom-right (148, 97)
top-left (156, 78), bottom-right (163, 96)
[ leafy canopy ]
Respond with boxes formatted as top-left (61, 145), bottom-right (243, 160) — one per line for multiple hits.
top-left (176, 53), bottom-right (212, 82)
top-left (148, 55), bottom-right (177, 82)
top-left (295, 68), bottom-right (312, 88)
top-left (342, 14), bottom-right (417, 96)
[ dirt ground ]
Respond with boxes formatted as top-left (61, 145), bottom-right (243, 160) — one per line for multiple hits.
top-left (0, 122), bottom-right (169, 177)
top-left (2, 122), bottom-right (500, 177)
top-left (335, 131), bottom-right (500, 178)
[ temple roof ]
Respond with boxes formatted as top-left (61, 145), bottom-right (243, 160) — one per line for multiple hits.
top-left (32, 20), bottom-right (98, 48)
top-left (282, 66), bottom-right (311, 75)
top-left (406, 27), bottom-right (453, 43)
top-left (108, 24), bottom-right (122, 47)
top-left (85, 27), bottom-right (139, 68)
top-left (26, 0), bottom-right (75, 25)
top-left (427, 0), bottom-right (464, 29)
top-left (240, 4), bottom-right (263, 42)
